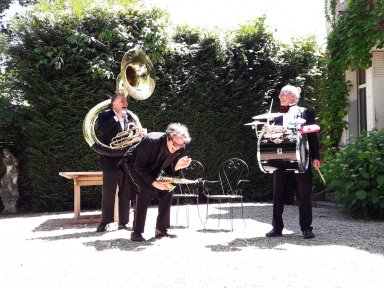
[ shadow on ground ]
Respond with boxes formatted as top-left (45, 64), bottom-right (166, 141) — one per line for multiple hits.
top-left (204, 205), bottom-right (384, 255)
top-left (25, 204), bottom-right (384, 255)
top-left (83, 238), bottom-right (154, 252)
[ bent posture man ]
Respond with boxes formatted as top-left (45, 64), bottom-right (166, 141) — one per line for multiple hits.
top-left (122, 123), bottom-right (192, 242)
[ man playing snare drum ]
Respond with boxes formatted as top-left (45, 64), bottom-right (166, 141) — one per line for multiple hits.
top-left (265, 84), bottom-right (320, 239)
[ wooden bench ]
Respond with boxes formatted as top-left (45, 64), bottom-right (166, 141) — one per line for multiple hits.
top-left (59, 171), bottom-right (118, 223)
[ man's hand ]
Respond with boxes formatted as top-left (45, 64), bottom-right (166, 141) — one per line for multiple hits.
top-left (138, 128), bottom-right (147, 136)
top-left (175, 156), bottom-right (191, 171)
top-left (152, 180), bottom-right (174, 191)
top-left (312, 159), bottom-right (320, 170)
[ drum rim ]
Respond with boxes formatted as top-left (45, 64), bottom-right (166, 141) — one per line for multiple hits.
top-left (257, 131), bottom-right (309, 173)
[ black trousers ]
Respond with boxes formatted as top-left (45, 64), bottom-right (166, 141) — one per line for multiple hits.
top-left (125, 163), bottom-right (173, 234)
top-left (272, 169), bottom-right (313, 232)
top-left (100, 168), bottom-right (132, 225)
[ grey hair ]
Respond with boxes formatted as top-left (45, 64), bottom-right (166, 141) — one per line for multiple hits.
top-left (111, 92), bottom-right (126, 104)
top-left (166, 123), bottom-right (191, 144)
top-left (279, 84), bottom-right (301, 104)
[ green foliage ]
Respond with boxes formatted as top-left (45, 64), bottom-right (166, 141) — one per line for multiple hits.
top-left (322, 130), bottom-right (384, 219)
top-left (326, 0), bottom-right (384, 69)
top-left (2, 0), bottom-right (169, 211)
top-left (321, 0), bottom-right (384, 153)
top-left (1, 0), bottom-right (325, 211)
top-left (324, 0), bottom-right (337, 25)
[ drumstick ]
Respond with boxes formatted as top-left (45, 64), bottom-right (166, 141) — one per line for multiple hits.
top-left (316, 168), bottom-right (326, 184)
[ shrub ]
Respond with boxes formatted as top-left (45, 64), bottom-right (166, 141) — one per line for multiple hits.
top-left (322, 130), bottom-right (384, 219)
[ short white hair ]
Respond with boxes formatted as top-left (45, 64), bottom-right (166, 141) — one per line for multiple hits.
top-left (279, 84), bottom-right (301, 104)
top-left (166, 123), bottom-right (191, 144)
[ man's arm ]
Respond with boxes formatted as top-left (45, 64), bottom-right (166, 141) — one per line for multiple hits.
top-left (97, 110), bottom-right (118, 138)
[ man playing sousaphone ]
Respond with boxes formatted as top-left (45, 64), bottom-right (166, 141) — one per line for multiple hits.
top-left (120, 123), bottom-right (192, 242)
top-left (82, 49), bottom-right (155, 232)
top-left (265, 84), bottom-right (320, 239)
top-left (96, 92), bottom-right (145, 232)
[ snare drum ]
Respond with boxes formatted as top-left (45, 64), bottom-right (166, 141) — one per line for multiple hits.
top-left (257, 131), bottom-right (309, 173)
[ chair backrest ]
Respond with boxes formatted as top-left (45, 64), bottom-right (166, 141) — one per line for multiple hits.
top-left (178, 160), bottom-right (204, 196)
top-left (218, 158), bottom-right (249, 196)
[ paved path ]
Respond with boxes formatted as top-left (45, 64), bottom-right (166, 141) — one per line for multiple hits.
top-left (0, 203), bottom-right (383, 288)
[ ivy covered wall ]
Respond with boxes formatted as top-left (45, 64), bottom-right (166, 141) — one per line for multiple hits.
top-left (321, 0), bottom-right (384, 153)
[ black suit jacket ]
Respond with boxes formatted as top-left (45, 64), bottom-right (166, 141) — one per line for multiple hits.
top-left (275, 107), bottom-right (320, 161)
top-left (97, 108), bottom-right (141, 170)
top-left (124, 132), bottom-right (184, 187)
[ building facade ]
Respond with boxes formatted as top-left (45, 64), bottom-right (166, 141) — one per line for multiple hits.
top-left (328, 0), bottom-right (384, 145)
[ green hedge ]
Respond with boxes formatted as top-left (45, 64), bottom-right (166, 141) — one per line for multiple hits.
top-left (0, 0), bottom-right (324, 212)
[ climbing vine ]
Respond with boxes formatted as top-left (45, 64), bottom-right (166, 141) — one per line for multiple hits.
top-left (321, 0), bottom-right (384, 153)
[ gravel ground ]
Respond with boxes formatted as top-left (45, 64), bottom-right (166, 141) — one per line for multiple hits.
top-left (0, 202), bottom-right (383, 288)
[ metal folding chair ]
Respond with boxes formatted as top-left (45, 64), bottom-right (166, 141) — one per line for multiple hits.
top-left (203, 158), bottom-right (249, 231)
top-left (172, 160), bottom-right (204, 227)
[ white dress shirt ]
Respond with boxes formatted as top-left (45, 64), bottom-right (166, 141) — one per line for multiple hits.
top-left (282, 105), bottom-right (305, 127)
top-left (113, 110), bottom-right (126, 131)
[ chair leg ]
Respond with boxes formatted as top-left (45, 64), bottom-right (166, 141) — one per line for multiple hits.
top-left (229, 199), bottom-right (233, 231)
top-left (204, 198), bottom-right (209, 229)
top-left (175, 197), bottom-right (180, 226)
top-left (218, 200), bottom-right (222, 228)
top-left (185, 199), bottom-right (190, 228)
top-left (241, 199), bottom-right (246, 229)
top-left (196, 197), bottom-right (203, 225)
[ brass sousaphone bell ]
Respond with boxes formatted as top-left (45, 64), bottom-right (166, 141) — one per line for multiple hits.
top-left (83, 49), bottom-right (155, 156)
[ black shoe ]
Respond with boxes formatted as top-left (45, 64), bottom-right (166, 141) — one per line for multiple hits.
top-left (265, 228), bottom-right (283, 237)
top-left (302, 229), bottom-right (315, 239)
top-left (131, 232), bottom-right (146, 242)
top-left (96, 223), bottom-right (107, 233)
top-left (155, 229), bottom-right (177, 239)
top-left (118, 223), bottom-right (131, 230)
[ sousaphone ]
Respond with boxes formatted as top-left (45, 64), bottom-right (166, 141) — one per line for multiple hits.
top-left (83, 49), bottom-right (155, 156)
